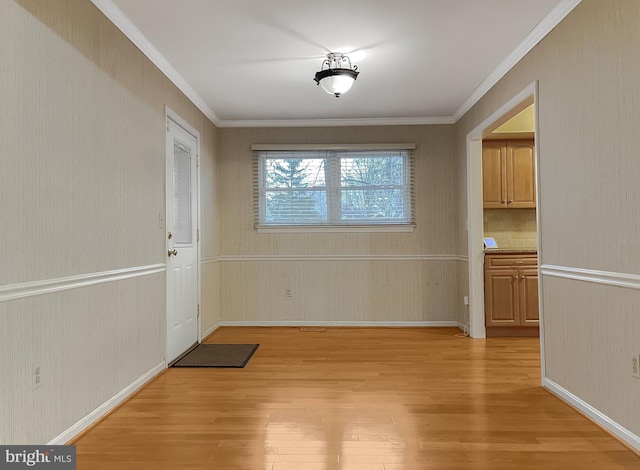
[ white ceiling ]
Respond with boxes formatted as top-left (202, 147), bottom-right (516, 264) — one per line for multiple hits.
top-left (94, 0), bottom-right (579, 127)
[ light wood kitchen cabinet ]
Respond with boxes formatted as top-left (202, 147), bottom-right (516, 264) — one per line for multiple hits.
top-left (482, 141), bottom-right (507, 209)
top-left (484, 268), bottom-right (518, 326)
top-left (482, 140), bottom-right (536, 209)
top-left (519, 267), bottom-right (539, 326)
top-left (484, 252), bottom-right (539, 337)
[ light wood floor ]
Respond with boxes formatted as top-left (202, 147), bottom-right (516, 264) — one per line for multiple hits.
top-left (74, 327), bottom-right (640, 469)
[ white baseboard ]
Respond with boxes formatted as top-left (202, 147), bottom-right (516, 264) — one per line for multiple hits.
top-left (216, 320), bottom-right (458, 328)
top-left (200, 321), bottom-right (221, 341)
top-left (544, 377), bottom-right (640, 452)
top-left (48, 361), bottom-right (166, 445)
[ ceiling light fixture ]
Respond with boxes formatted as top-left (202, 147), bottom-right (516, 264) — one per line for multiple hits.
top-left (313, 53), bottom-right (359, 98)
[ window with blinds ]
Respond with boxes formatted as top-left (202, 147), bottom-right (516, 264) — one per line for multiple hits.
top-left (254, 147), bottom-right (414, 229)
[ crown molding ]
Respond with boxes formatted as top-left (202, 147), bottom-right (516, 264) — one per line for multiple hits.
top-left (89, 0), bottom-right (220, 125)
top-left (91, 0), bottom-right (448, 129)
top-left (453, 0), bottom-right (583, 122)
top-left (91, 0), bottom-right (581, 129)
top-left (217, 116), bottom-right (455, 128)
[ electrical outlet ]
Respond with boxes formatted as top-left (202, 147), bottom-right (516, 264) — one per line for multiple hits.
top-left (633, 355), bottom-right (640, 380)
top-left (33, 366), bottom-right (42, 390)
top-left (285, 288), bottom-right (292, 298)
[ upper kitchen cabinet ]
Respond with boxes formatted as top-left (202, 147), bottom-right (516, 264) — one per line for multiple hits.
top-left (482, 141), bottom-right (507, 208)
top-left (482, 140), bottom-right (536, 209)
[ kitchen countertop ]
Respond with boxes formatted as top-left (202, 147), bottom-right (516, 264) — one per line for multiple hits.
top-left (484, 249), bottom-right (537, 255)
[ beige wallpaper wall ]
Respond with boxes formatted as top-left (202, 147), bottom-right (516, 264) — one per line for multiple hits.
top-left (217, 126), bottom-right (460, 323)
top-left (543, 277), bottom-right (640, 436)
top-left (455, 0), bottom-right (640, 438)
top-left (1, 0), bottom-right (219, 443)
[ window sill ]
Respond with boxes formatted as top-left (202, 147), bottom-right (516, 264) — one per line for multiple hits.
top-left (255, 224), bottom-right (416, 234)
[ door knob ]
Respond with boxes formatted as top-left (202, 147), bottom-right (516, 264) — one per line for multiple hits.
top-left (168, 249), bottom-right (178, 257)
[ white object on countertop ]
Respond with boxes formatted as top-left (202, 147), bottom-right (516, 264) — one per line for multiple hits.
top-left (483, 237), bottom-right (498, 249)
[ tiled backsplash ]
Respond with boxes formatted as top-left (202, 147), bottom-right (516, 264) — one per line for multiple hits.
top-left (483, 209), bottom-right (537, 249)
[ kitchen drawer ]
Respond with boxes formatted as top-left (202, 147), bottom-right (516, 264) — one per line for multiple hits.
top-left (485, 255), bottom-right (537, 269)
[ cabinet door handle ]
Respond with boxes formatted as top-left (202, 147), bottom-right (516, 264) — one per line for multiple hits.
top-left (508, 199), bottom-right (514, 203)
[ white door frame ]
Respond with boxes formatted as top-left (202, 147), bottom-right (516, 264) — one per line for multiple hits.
top-left (165, 106), bottom-right (201, 361)
top-left (465, 81), bottom-right (546, 381)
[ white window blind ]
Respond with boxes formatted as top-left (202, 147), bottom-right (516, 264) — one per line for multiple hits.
top-left (254, 147), bottom-right (414, 229)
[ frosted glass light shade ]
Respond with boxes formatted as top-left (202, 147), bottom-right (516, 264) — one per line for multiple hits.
top-left (313, 67), bottom-right (359, 97)
top-left (319, 74), bottom-right (355, 96)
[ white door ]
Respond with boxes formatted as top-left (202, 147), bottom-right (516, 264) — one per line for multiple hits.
top-left (166, 118), bottom-right (199, 363)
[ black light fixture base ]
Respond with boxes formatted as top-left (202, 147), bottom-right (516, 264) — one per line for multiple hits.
top-left (313, 53), bottom-right (360, 97)
top-left (313, 68), bottom-right (360, 85)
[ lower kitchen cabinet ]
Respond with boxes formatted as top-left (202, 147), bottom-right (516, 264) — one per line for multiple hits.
top-left (484, 252), bottom-right (539, 337)
top-left (519, 268), bottom-right (539, 326)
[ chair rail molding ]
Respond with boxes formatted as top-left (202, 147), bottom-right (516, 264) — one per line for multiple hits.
top-left (216, 254), bottom-right (458, 262)
top-left (540, 264), bottom-right (640, 290)
top-left (0, 264), bottom-right (165, 303)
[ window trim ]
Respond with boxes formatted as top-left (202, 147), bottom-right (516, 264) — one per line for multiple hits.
top-left (253, 144), bottom-right (416, 232)
top-left (251, 143), bottom-right (416, 151)
top-left (254, 224), bottom-right (416, 234)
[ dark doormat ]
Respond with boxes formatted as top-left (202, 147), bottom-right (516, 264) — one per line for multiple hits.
top-left (172, 343), bottom-right (259, 368)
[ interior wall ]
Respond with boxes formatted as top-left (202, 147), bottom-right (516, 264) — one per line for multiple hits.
top-left (217, 125), bottom-right (460, 323)
top-left (455, 0), bottom-right (640, 439)
top-left (199, 117), bottom-right (221, 337)
top-left (0, 0), bottom-right (219, 444)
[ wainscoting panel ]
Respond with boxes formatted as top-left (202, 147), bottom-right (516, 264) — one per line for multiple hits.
top-left (200, 258), bottom-right (221, 339)
top-left (0, 272), bottom-right (165, 444)
top-left (456, 258), bottom-right (470, 328)
top-left (542, 274), bottom-right (640, 440)
top-left (220, 258), bottom-right (457, 323)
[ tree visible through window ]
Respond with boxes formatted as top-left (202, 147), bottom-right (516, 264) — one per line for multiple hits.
top-left (340, 154), bottom-right (406, 221)
top-left (257, 149), bottom-right (413, 227)
top-left (265, 157), bottom-right (327, 223)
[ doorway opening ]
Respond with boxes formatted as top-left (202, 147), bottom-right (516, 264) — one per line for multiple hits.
top-left (465, 81), bottom-right (545, 379)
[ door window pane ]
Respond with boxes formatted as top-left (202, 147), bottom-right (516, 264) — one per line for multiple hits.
top-left (173, 143), bottom-right (192, 243)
